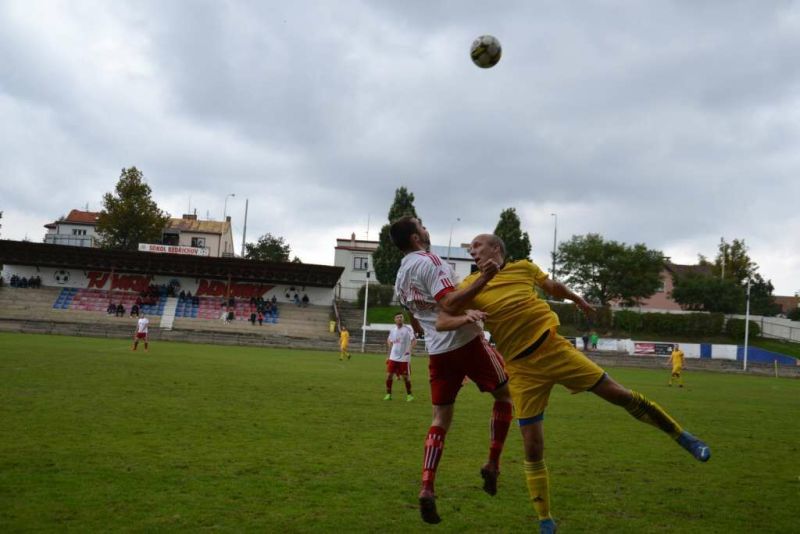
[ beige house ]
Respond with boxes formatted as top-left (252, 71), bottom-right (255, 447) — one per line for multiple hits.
top-left (43, 209), bottom-right (101, 247)
top-left (162, 214), bottom-right (235, 257)
top-left (42, 209), bottom-right (235, 258)
top-left (634, 262), bottom-right (712, 311)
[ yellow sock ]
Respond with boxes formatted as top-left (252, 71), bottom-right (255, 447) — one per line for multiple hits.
top-left (523, 459), bottom-right (551, 520)
top-left (626, 390), bottom-right (683, 439)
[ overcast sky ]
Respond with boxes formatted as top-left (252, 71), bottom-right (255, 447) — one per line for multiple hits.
top-left (1, 1), bottom-right (798, 295)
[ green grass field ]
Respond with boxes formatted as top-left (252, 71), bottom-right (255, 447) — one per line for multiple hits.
top-left (1, 333), bottom-right (798, 532)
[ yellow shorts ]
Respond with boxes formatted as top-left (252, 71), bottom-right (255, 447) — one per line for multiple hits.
top-left (671, 366), bottom-right (682, 375)
top-left (506, 332), bottom-right (605, 422)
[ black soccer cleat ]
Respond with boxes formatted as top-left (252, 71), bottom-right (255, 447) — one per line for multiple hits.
top-left (419, 491), bottom-right (441, 524)
top-left (480, 464), bottom-right (499, 496)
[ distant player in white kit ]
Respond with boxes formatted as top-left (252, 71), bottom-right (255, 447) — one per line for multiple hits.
top-left (384, 313), bottom-right (417, 402)
top-left (132, 313), bottom-right (150, 352)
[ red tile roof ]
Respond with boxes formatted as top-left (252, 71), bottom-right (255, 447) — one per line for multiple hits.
top-left (63, 210), bottom-right (101, 225)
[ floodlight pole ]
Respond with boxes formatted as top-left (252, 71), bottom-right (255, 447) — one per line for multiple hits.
top-left (223, 193), bottom-right (235, 219)
top-left (446, 217), bottom-right (461, 261)
top-left (361, 270), bottom-right (370, 353)
top-left (743, 278), bottom-right (751, 371)
top-left (240, 198), bottom-right (249, 257)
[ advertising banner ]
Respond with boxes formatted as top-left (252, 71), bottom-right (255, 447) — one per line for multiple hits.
top-left (138, 243), bottom-right (210, 256)
top-left (633, 342), bottom-right (675, 356)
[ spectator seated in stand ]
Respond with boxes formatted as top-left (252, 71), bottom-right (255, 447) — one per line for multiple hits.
top-left (130, 303), bottom-right (140, 317)
top-left (257, 311), bottom-right (264, 326)
top-left (179, 290), bottom-right (186, 301)
top-left (249, 311), bottom-right (257, 325)
top-left (293, 293), bottom-right (301, 306)
top-left (271, 295), bottom-right (277, 305)
top-left (301, 294), bottom-right (310, 307)
top-left (226, 307), bottom-right (235, 323)
top-left (107, 301), bottom-right (117, 314)
top-left (115, 303), bottom-right (125, 317)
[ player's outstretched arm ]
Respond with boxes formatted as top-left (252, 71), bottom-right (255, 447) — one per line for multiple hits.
top-left (435, 309), bottom-right (487, 332)
top-left (437, 259), bottom-right (500, 314)
top-left (540, 278), bottom-right (595, 316)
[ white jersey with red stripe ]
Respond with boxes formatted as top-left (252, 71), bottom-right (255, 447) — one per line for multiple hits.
top-left (136, 317), bottom-right (149, 334)
top-left (395, 250), bottom-right (480, 355)
top-left (388, 324), bottom-right (415, 362)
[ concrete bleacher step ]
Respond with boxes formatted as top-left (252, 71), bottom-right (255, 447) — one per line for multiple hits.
top-left (160, 297), bottom-right (178, 330)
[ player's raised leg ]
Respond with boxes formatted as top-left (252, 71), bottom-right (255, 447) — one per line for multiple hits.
top-left (468, 340), bottom-right (512, 497)
top-left (481, 387), bottom-right (512, 496)
top-left (419, 403), bottom-right (454, 524)
top-left (592, 375), bottom-right (710, 462)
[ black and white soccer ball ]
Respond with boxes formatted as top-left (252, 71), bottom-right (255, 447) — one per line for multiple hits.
top-left (54, 270), bottom-right (70, 284)
top-left (470, 35), bottom-right (502, 69)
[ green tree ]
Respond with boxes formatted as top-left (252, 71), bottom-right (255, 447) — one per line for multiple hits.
top-left (373, 187), bottom-right (418, 284)
top-left (711, 238), bottom-right (757, 283)
top-left (556, 233), bottom-right (665, 306)
top-left (682, 239), bottom-right (778, 315)
top-left (671, 273), bottom-right (743, 313)
top-left (244, 233), bottom-right (294, 262)
top-left (96, 167), bottom-right (169, 251)
top-left (493, 208), bottom-right (531, 262)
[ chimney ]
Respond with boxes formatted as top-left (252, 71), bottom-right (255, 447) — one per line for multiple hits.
top-left (350, 232), bottom-right (356, 247)
top-left (226, 216), bottom-right (231, 222)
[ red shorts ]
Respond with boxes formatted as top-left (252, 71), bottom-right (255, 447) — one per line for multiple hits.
top-left (386, 359), bottom-right (410, 376)
top-left (428, 335), bottom-right (508, 405)
top-left (136, 332), bottom-right (147, 339)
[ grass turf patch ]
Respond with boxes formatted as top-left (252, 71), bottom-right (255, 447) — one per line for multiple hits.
top-left (1, 332), bottom-right (798, 532)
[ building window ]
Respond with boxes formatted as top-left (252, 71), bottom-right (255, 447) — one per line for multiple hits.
top-left (656, 279), bottom-right (666, 293)
top-left (353, 257), bottom-right (369, 271)
top-left (72, 229), bottom-right (86, 236)
top-left (191, 237), bottom-right (206, 248)
top-left (163, 233), bottom-right (179, 246)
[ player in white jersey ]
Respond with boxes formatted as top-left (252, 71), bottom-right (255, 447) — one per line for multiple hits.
top-left (384, 313), bottom-right (418, 401)
top-left (390, 216), bottom-right (513, 525)
top-left (132, 314), bottom-right (150, 352)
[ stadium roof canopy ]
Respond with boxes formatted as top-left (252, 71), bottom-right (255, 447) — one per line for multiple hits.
top-left (0, 240), bottom-right (344, 288)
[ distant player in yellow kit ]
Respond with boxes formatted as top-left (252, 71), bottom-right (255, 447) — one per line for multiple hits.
top-left (339, 326), bottom-right (351, 360)
top-left (669, 344), bottom-right (685, 387)
top-left (437, 234), bottom-right (710, 534)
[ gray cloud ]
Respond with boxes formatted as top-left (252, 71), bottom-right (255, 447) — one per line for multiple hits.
top-left (1, 0), bottom-right (798, 295)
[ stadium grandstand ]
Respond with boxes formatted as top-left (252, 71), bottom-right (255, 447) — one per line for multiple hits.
top-left (0, 240), bottom-right (346, 350)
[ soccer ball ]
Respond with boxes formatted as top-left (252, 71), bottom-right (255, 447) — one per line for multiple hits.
top-left (470, 35), bottom-right (502, 68)
top-left (54, 270), bottom-right (70, 284)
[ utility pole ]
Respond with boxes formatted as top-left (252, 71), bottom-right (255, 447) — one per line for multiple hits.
top-left (241, 198), bottom-right (249, 257)
top-left (550, 213), bottom-right (558, 280)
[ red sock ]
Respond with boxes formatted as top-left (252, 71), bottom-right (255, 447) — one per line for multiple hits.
top-left (489, 401), bottom-right (513, 468)
top-left (422, 426), bottom-right (446, 493)
top-left (385, 378), bottom-right (393, 394)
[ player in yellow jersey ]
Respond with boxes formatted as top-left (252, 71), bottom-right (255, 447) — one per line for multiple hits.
top-left (436, 234), bottom-right (710, 534)
top-left (669, 344), bottom-right (685, 387)
top-left (339, 326), bottom-right (351, 360)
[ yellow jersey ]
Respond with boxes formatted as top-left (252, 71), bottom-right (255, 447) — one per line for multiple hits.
top-left (460, 260), bottom-right (559, 361)
top-left (340, 331), bottom-right (350, 346)
top-left (670, 350), bottom-right (684, 368)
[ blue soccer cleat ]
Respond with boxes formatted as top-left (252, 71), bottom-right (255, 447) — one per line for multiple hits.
top-left (677, 431), bottom-right (711, 462)
top-left (539, 518), bottom-right (557, 533)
